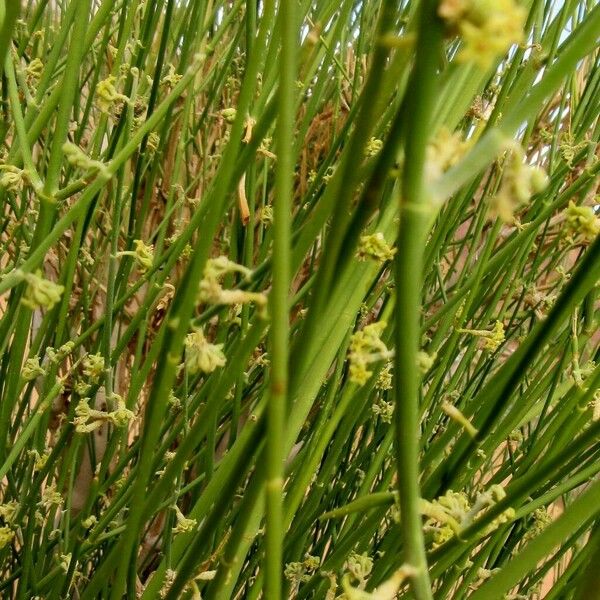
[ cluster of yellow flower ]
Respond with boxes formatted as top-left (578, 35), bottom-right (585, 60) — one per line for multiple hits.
top-left (438, 0), bottom-right (526, 68)
top-left (198, 256), bottom-right (267, 315)
top-left (348, 321), bottom-right (393, 386)
top-left (20, 270), bottom-right (65, 311)
top-left (95, 75), bottom-right (130, 114)
top-left (63, 141), bottom-right (110, 179)
top-left (490, 145), bottom-right (548, 223)
top-left (357, 232), bottom-right (396, 263)
top-left (457, 320), bottom-right (506, 351)
top-left (115, 239), bottom-right (155, 271)
top-left (184, 329), bottom-right (226, 374)
top-left (73, 393), bottom-right (134, 433)
top-left (422, 484), bottom-right (514, 548)
top-left (564, 201), bottom-right (600, 243)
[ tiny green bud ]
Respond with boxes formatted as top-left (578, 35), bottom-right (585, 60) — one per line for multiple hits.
top-left (220, 107), bottom-right (237, 123)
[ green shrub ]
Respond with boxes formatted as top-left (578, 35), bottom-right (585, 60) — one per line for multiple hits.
top-left (0, 0), bottom-right (598, 598)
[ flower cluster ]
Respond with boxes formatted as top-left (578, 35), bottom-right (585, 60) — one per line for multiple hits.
top-left (522, 507), bottom-right (552, 543)
top-left (259, 205), bottom-right (273, 225)
top-left (63, 142), bottom-right (110, 179)
top-left (490, 145), bottom-right (548, 223)
top-left (357, 233), bottom-right (396, 263)
top-left (564, 201), bottom-right (599, 244)
top-left (82, 353), bottom-right (105, 381)
top-left (344, 551), bottom-right (373, 589)
top-left (417, 350), bottom-right (437, 374)
top-left (161, 64), bottom-right (182, 89)
top-left (422, 485), bottom-right (514, 548)
top-left (438, 0), bottom-right (526, 68)
top-left (26, 58), bottom-right (44, 83)
top-left (284, 554), bottom-right (321, 591)
top-left (372, 399), bottom-right (394, 423)
top-left (220, 107), bottom-right (237, 123)
top-left (0, 527), bottom-right (14, 550)
top-left (348, 321), bottom-right (393, 386)
top-left (23, 356), bottom-right (45, 381)
top-left (116, 239), bottom-right (154, 271)
top-left (39, 484), bottom-right (63, 511)
top-left (95, 76), bottom-right (130, 114)
top-left (0, 501), bottom-right (18, 524)
top-left (198, 256), bottom-right (267, 314)
top-left (47, 341), bottom-right (75, 364)
top-left (364, 137), bottom-right (383, 157)
top-left (20, 270), bottom-right (65, 310)
top-left (457, 320), bottom-right (505, 351)
top-left (184, 329), bottom-right (226, 374)
top-left (172, 505), bottom-right (197, 534)
top-left (426, 127), bottom-right (472, 181)
top-left (0, 165), bottom-right (25, 192)
top-left (73, 394), bottom-right (134, 433)
top-left (375, 362), bottom-right (393, 391)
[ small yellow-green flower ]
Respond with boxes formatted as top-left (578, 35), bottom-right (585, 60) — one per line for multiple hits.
top-left (375, 362), bottom-right (393, 391)
top-left (364, 137), bottom-right (383, 157)
top-left (22, 356), bottom-right (45, 381)
top-left (147, 131), bottom-right (160, 153)
top-left (372, 399), bottom-right (394, 423)
top-left (26, 57), bottom-right (44, 82)
top-left (0, 501), bottom-right (18, 525)
top-left (47, 341), bottom-right (75, 363)
top-left (417, 350), bottom-right (437, 374)
top-left (39, 484), bottom-right (62, 510)
top-left (96, 76), bottom-right (130, 114)
top-left (344, 552), bottom-right (373, 587)
top-left (490, 146), bottom-right (548, 223)
top-left (259, 205), bottom-right (273, 225)
top-left (220, 107), bottom-right (237, 123)
top-left (0, 165), bottom-right (25, 192)
top-left (457, 320), bottom-right (505, 351)
top-left (198, 256), bottom-right (267, 314)
top-left (357, 232), bottom-right (396, 263)
top-left (439, 0), bottom-right (526, 69)
top-left (73, 394), bottom-right (134, 433)
top-left (161, 64), bottom-right (182, 88)
top-left (0, 527), bottom-right (14, 550)
top-left (348, 321), bottom-right (393, 385)
top-left (82, 515), bottom-right (97, 529)
top-left (565, 201), bottom-right (599, 243)
top-left (82, 354), bottom-right (105, 382)
top-left (172, 505), bottom-right (197, 534)
top-left (184, 330), bottom-right (226, 374)
top-left (63, 142), bottom-right (109, 178)
top-left (115, 239), bottom-right (154, 271)
top-left (426, 127), bottom-right (472, 180)
top-left (21, 270), bottom-right (65, 310)
top-left (109, 394), bottom-right (135, 428)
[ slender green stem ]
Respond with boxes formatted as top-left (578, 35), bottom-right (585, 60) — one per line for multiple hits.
top-left (265, 1), bottom-right (296, 598)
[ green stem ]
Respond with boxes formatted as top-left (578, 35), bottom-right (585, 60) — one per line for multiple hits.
top-left (265, 1), bottom-right (296, 598)
top-left (392, 2), bottom-right (443, 599)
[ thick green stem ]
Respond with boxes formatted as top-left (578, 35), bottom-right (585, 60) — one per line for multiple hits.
top-left (392, 2), bottom-right (443, 599)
